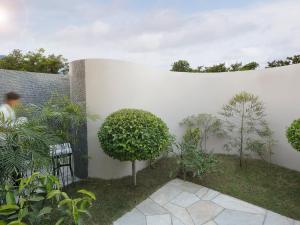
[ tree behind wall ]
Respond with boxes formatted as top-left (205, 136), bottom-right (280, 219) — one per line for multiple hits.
top-left (0, 48), bottom-right (69, 74)
top-left (220, 91), bottom-right (272, 167)
top-left (267, 55), bottom-right (300, 68)
top-left (171, 60), bottom-right (192, 72)
top-left (170, 60), bottom-right (259, 73)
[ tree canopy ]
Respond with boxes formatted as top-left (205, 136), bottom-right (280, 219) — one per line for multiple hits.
top-left (0, 48), bottom-right (69, 74)
top-left (171, 54), bottom-right (299, 73)
top-left (267, 55), bottom-right (300, 68)
top-left (171, 60), bottom-right (259, 73)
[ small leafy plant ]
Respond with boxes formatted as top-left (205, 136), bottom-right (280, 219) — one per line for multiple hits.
top-left (170, 128), bottom-right (217, 180)
top-left (0, 173), bottom-right (95, 225)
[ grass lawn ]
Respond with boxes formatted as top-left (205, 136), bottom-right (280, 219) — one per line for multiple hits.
top-left (65, 154), bottom-right (300, 225)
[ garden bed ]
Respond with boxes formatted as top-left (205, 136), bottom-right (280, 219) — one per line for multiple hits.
top-left (65, 154), bottom-right (300, 225)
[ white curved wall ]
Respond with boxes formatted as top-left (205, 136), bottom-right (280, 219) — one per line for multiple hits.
top-left (70, 59), bottom-right (300, 179)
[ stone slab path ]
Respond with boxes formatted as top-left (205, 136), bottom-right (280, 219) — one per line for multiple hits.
top-left (114, 179), bottom-right (300, 225)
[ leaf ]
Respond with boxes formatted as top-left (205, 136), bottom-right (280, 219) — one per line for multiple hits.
top-left (28, 196), bottom-right (44, 202)
top-left (0, 205), bottom-right (19, 216)
top-left (0, 220), bottom-right (6, 225)
top-left (77, 189), bottom-right (96, 200)
top-left (72, 203), bottom-right (79, 224)
top-left (58, 198), bottom-right (72, 207)
top-left (55, 218), bottom-right (64, 225)
top-left (6, 192), bottom-right (16, 204)
top-left (61, 192), bottom-right (70, 199)
top-left (78, 209), bottom-right (91, 218)
top-left (47, 190), bottom-right (61, 199)
top-left (7, 221), bottom-right (27, 225)
top-left (37, 207), bottom-right (52, 217)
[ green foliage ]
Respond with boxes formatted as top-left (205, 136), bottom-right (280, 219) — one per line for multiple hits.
top-left (170, 128), bottom-right (217, 179)
top-left (267, 55), bottom-right (300, 68)
top-left (286, 119), bottom-right (300, 151)
top-left (171, 60), bottom-right (192, 72)
top-left (0, 173), bottom-right (95, 225)
top-left (171, 54), bottom-right (300, 72)
top-left (98, 109), bottom-right (169, 161)
top-left (229, 62), bottom-right (259, 71)
top-left (98, 109), bottom-right (169, 185)
top-left (220, 91), bottom-right (275, 167)
top-left (0, 49), bottom-right (69, 74)
top-left (0, 94), bottom-right (89, 183)
top-left (180, 114), bottom-right (222, 151)
top-left (0, 113), bottom-right (58, 183)
top-left (37, 94), bottom-right (88, 144)
top-left (203, 63), bottom-right (228, 73)
top-left (176, 142), bottom-right (217, 179)
top-left (182, 128), bottom-right (201, 147)
top-left (170, 60), bottom-right (259, 73)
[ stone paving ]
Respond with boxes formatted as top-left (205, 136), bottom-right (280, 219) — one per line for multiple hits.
top-left (113, 179), bottom-right (300, 225)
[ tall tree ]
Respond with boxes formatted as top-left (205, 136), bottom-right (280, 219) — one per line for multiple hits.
top-left (220, 91), bottom-right (271, 167)
top-left (0, 48), bottom-right (69, 74)
top-left (171, 60), bottom-right (192, 72)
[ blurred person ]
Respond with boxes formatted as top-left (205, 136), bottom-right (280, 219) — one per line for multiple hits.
top-left (0, 92), bottom-right (21, 126)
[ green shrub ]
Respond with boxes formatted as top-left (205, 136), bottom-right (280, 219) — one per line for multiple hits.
top-left (286, 119), bottom-right (300, 151)
top-left (98, 109), bottom-right (169, 185)
top-left (170, 128), bottom-right (217, 180)
top-left (0, 173), bottom-right (95, 225)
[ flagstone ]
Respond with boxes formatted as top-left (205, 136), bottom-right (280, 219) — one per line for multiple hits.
top-left (150, 183), bottom-right (183, 205)
top-left (187, 200), bottom-right (223, 225)
top-left (203, 221), bottom-right (218, 225)
top-left (113, 208), bottom-right (146, 225)
top-left (136, 198), bottom-right (168, 216)
top-left (264, 211), bottom-right (294, 225)
top-left (164, 203), bottom-right (194, 225)
top-left (214, 209), bottom-right (264, 225)
top-left (146, 214), bottom-right (172, 225)
top-left (195, 187), bottom-right (209, 198)
top-left (212, 194), bottom-right (266, 214)
top-left (113, 179), bottom-right (297, 225)
top-left (201, 189), bottom-right (220, 200)
top-left (171, 191), bottom-right (200, 208)
top-left (171, 216), bottom-right (186, 225)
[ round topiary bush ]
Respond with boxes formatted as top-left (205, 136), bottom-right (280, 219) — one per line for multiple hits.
top-left (98, 109), bottom-right (169, 185)
top-left (286, 118), bottom-right (300, 151)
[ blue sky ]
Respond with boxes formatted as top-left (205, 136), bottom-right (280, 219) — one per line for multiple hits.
top-left (0, 0), bottom-right (299, 69)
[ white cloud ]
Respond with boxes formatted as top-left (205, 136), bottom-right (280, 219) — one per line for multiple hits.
top-left (1, 0), bottom-right (300, 69)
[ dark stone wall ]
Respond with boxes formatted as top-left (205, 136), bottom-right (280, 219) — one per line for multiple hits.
top-left (0, 68), bottom-right (88, 179)
top-left (69, 60), bottom-right (88, 179)
top-left (0, 69), bottom-right (70, 105)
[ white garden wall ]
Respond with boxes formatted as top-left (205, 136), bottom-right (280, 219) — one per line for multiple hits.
top-left (70, 59), bottom-right (300, 179)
